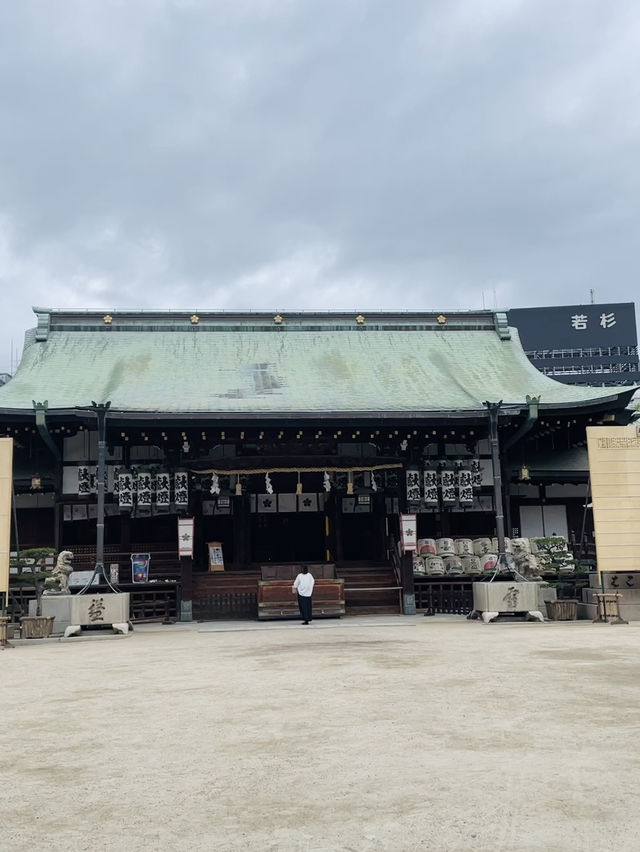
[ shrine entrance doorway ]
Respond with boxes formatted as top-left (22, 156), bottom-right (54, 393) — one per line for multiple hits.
top-left (250, 512), bottom-right (325, 564)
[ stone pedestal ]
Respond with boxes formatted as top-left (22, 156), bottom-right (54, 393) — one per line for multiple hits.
top-left (65, 593), bottom-right (131, 637)
top-left (539, 585), bottom-right (557, 616)
top-left (30, 596), bottom-right (73, 635)
top-left (471, 581), bottom-right (543, 623)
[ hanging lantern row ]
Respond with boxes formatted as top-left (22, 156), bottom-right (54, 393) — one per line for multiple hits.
top-left (406, 459), bottom-right (482, 507)
top-left (75, 466), bottom-right (393, 505)
top-left (118, 469), bottom-right (188, 509)
top-left (77, 466), bottom-right (189, 509)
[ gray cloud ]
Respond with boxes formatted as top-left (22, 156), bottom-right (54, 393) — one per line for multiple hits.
top-left (0, 0), bottom-right (639, 372)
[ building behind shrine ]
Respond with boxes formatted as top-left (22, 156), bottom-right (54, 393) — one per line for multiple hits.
top-left (0, 308), bottom-right (635, 620)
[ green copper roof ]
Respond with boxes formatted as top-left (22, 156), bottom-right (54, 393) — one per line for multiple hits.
top-left (0, 309), bottom-right (631, 418)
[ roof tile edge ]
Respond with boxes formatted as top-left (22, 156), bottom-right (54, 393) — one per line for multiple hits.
top-left (37, 308), bottom-right (504, 333)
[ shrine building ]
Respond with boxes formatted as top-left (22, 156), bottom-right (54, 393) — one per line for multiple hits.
top-left (0, 308), bottom-right (634, 621)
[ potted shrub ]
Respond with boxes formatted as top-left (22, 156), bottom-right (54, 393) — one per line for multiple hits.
top-left (11, 548), bottom-right (57, 638)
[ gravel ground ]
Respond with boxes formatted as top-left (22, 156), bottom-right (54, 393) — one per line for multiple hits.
top-left (2, 615), bottom-right (640, 852)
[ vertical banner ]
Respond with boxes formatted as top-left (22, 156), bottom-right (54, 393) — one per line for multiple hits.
top-left (118, 470), bottom-right (134, 510)
top-left (137, 470), bottom-right (152, 507)
top-left (77, 465), bottom-right (91, 496)
top-left (470, 458), bottom-right (483, 489)
top-left (131, 553), bottom-right (150, 583)
top-left (405, 469), bottom-right (421, 502)
top-left (155, 472), bottom-right (170, 507)
top-left (400, 513), bottom-right (417, 552)
top-left (0, 438), bottom-right (13, 611)
top-left (174, 471), bottom-right (189, 507)
top-left (458, 469), bottom-right (473, 505)
top-left (440, 469), bottom-right (457, 504)
top-left (111, 466), bottom-right (120, 497)
top-left (423, 469), bottom-right (439, 505)
top-left (178, 517), bottom-right (195, 558)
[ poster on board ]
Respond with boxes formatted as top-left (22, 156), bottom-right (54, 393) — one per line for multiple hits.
top-left (131, 553), bottom-right (150, 583)
top-left (208, 541), bottom-right (224, 572)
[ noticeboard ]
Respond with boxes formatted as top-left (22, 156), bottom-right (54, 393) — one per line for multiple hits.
top-left (208, 542), bottom-right (224, 572)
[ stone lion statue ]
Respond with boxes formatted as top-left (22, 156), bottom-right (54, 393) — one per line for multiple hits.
top-left (44, 550), bottom-right (74, 596)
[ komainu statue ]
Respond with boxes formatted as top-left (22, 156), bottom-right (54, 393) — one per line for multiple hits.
top-left (44, 551), bottom-right (74, 596)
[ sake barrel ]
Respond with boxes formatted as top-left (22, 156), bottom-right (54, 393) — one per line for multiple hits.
top-left (461, 555), bottom-right (482, 574)
top-left (480, 553), bottom-right (498, 573)
top-left (455, 538), bottom-right (474, 556)
top-left (413, 556), bottom-right (426, 575)
top-left (473, 537), bottom-right (492, 556)
top-left (436, 537), bottom-right (455, 556)
top-left (425, 555), bottom-right (445, 576)
top-left (418, 538), bottom-right (436, 556)
top-left (443, 554), bottom-right (464, 575)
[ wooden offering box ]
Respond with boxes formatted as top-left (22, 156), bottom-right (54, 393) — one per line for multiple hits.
top-left (258, 564), bottom-right (345, 620)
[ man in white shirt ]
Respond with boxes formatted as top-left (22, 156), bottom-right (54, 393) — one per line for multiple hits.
top-left (293, 565), bottom-right (315, 624)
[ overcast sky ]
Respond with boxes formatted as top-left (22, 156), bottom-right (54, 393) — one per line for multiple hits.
top-left (0, 0), bottom-right (638, 373)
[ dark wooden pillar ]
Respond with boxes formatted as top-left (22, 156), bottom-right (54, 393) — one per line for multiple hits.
top-left (374, 495), bottom-right (386, 561)
top-left (54, 498), bottom-right (64, 552)
top-left (486, 402), bottom-right (506, 555)
top-left (180, 556), bottom-right (193, 621)
top-left (232, 494), bottom-right (249, 567)
top-left (399, 464), bottom-right (417, 615)
top-left (334, 494), bottom-right (344, 564)
top-left (120, 511), bottom-right (131, 552)
top-left (324, 493), bottom-right (337, 563)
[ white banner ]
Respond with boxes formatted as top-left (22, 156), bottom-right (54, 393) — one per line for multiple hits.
top-left (178, 517), bottom-right (194, 558)
top-left (400, 514), bottom-right (417, 552)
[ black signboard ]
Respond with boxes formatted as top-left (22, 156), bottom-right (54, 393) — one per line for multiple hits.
top-left (508, 302), bottom-right (637, 350)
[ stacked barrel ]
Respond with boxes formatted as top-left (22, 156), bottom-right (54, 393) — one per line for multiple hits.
top-left (413, 535), bottom-right (575, 577)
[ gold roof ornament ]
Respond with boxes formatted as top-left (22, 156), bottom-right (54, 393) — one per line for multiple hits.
top-left (190, 314), bottom-right (200, 324)
top-left (274, 314), bottom-right (283, 324)
top-left (437, 314), bottom-right (447, 324)
top-left (356, 314), bottom-right (365, 324)
top-left (103, 315), bottom-right (113, 325)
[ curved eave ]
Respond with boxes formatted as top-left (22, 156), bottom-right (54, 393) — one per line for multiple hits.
top-left (0, 389), bottom-right (634, 424)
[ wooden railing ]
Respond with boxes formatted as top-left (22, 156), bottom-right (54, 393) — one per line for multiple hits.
top-left (63, 544), bottom-right (180, 581)
top-left (6, 581), bottom-right (179, 623)
top-left (414, 578), bottom-right (474, 615)
top-left (194, 592), bottom-right (257, 620)
top-left (389, 535), bottom-right (404, 614)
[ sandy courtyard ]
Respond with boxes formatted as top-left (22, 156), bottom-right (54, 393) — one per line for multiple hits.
top-left (2, 616), bottom-right (640, 852)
